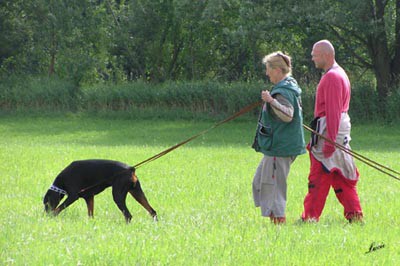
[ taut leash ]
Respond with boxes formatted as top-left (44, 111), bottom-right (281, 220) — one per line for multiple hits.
top-left (133, 101), bottom-right (263, 169)
top-left (73, 101), bottom-right (262, 195)
top-left (132, 97), bottom-right (400, 182)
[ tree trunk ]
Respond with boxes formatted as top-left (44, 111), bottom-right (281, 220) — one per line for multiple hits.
top-left (391, 0), bottom-right (400, 85)
top-left (48, 53), bottom-right (56, 76)
top-left (367, 0), bottom-right (391, 99)
top-left (368, 37), bottom-right (391, 99)
top-left (48, 29), bottom-right (57, 76)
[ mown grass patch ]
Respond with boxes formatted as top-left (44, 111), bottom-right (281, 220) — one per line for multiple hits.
top-left (1, 114), bottom-right (399, 265)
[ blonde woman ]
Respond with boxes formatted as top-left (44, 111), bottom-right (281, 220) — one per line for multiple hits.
top-left (252, 51), bottom-right (306, 224)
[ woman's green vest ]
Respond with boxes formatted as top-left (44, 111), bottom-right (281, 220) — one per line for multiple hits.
top-left (255, 77), bottom-right (306, 157)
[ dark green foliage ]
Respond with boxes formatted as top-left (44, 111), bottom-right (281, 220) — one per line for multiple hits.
top-left (0, 75), bottom-right (76, 110)
top-left (386, 88), bottom-right (400, 123)
top-left (1, 0), bottom-right (399, 107)
top-left (2, 76), bottom-right (397, 123)
top-left (347, 80), bottom-right (400, 124)
top-left (349, 83), bottom-right (382, 123)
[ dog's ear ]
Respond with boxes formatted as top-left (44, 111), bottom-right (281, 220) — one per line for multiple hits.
top-left (43, 190), bottom-right (52, 205)
top-left (43, 190), bottom-right (52, 212)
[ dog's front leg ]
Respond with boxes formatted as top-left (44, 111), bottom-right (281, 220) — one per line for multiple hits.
top-left (84, 196), bottom-right (94, 218)
top-left (55, 194), bottom-right (79, 215)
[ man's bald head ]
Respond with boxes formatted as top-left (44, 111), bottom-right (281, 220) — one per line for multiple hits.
top-left (313, 40), bottom-right (335, 57)
top-left (311, 40), bottom-right (336, 71)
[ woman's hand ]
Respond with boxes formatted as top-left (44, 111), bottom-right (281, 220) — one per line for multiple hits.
top-left (261, 90), bottom-right (274, 103)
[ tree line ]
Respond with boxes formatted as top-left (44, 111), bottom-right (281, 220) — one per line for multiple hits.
top-left (1, 0), bottom-right (399, 102)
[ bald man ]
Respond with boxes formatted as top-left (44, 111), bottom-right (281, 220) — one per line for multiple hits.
top-left (301, 40), bottom-right (363, 223)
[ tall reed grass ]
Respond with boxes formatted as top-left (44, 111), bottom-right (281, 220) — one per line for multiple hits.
top-left (1, 75), bottom-right (398, 123)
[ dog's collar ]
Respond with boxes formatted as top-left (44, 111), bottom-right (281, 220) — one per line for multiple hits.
top-left (49, 184), bottom-right (67, 195)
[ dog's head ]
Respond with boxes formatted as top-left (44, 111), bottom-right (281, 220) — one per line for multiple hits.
top-left (43, 189), bottom-right (65, 213)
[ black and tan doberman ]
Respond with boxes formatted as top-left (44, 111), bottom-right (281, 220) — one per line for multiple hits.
top-left (43, 159), bottom-right (157, 222)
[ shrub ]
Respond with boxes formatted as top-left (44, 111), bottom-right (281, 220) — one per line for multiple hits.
top-left (0, 75), bottom-right (76, 110)
top-left (80, 81), bottom-right (264, 119)
top-left (350, 83), bottom-right (382, 123)
top-left (386, 87), bottom-right (400, 123)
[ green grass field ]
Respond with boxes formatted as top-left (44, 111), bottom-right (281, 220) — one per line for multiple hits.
top-left (1, 114), bottom-right (399, 265)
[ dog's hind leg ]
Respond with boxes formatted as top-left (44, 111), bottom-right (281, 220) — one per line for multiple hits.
top-left (112, 188), bottom-right (132, 223)
top-left (84, 196), bottom-right (94, 218)
top-left (129, 182), bottom-right (157, 221)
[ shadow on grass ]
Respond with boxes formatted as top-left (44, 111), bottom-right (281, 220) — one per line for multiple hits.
top-left (0, 113), bottom-right (256, 148)
top-left (1, 113), bottom-right (399, 152)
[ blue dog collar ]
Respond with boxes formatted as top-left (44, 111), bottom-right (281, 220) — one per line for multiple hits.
top-left (49, 184), bottom-right (67, 195)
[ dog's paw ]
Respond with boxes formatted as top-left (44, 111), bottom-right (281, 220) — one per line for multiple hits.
top-left (153, 215), bottom-right (158, 222)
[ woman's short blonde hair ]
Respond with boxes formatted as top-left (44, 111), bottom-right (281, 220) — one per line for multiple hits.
top-left (262, 51), bottom-right (292, 75)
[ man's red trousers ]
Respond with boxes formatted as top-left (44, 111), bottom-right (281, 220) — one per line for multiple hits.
top-left (302, 152), bottom-right (363, 221)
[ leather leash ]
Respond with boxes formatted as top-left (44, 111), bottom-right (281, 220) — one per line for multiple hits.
top-left (76, 101), bottom-right (262, 195)
top-left (303, 124), bottom-right (400, 181)
top-left (133, 101), bottom-right (263, 169)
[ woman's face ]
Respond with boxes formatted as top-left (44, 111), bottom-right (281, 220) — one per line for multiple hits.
top-left (265, 65), bottom-right (279, 84)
